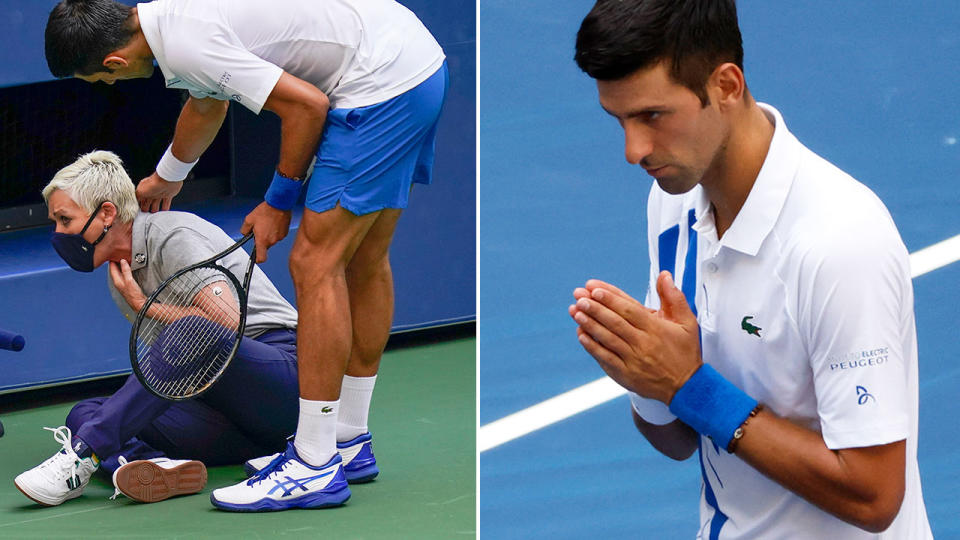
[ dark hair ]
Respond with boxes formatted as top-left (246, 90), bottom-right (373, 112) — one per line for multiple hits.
top-left (574, 0), bottom-right (744, 105)
top-left (45, 0), bottom-right (135, 78)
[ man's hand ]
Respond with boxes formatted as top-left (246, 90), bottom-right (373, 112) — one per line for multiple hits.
top-left (109, 259), bottom-right (147, 313)
top-left (241, 202), bottom-right (292, 263)
top-left (137, 173), bottom-right (183, 213)
top-left (569, 271), bottom-right (701, 404)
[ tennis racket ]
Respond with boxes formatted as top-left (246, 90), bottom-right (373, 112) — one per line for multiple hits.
top-left (129, 232), bottom-right (255, 400)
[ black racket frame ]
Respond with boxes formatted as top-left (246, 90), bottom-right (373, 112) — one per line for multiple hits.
top-left (129, 232), bottom-right (256, 401)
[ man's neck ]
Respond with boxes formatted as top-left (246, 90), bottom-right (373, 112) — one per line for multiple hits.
top-left (128, 9), bottom-right (155, 63)
top-left (701, 103), bottom-right (775, 239)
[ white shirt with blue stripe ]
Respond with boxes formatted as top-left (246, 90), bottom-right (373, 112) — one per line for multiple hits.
top-left (630, 104), bottom-right (932, 539)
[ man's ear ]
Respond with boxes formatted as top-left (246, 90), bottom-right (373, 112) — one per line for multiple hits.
top-left (103, 54), bottom-right (129, 70)
top-left (708, 62), bottom-right (745, 111)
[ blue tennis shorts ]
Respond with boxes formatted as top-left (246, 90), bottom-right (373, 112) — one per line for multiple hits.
top-left (306, 61), bottom-right (449, 216)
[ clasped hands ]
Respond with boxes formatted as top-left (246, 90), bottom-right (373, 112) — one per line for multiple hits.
top-left (569, 271), bottom-right (702, 405)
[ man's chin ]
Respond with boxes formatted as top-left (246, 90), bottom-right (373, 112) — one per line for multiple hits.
top-left (653, 176), bottom-right (697, 195)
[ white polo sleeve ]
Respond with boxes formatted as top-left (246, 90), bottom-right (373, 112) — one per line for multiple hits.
top-left (799, 220), bottom-right (910, 450)
top-left (164, 22), bottom-right (283, 115)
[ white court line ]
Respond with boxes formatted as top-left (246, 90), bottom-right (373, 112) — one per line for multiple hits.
top-left (479, 232), bottom-right (960, 453)
top-left (0, 505), bottom-right (112, 528)
top-left (909, 234), bottom-right (960, 278)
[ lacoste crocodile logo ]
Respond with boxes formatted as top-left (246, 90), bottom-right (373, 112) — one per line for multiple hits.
top-left (321, 407), bottom-right (333, 413)
top-left (741, 316), bottom-right (762, 337)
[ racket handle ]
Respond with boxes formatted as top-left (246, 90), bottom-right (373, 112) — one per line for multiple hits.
top-left (0, 329), bottom-right (25, 352)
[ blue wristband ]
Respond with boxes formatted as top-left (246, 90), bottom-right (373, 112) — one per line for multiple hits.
top-left (263, 171), bottom-right (303, 211)
top-left (668, 364), bottom-right (758, 451)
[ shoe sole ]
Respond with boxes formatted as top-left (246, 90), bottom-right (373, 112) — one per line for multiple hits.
top-left (210, 484), bottom-right (351, 512)
top-left (345, 463), bottom-right (379, 484)
top-left (14, 478), bottom-right (79, 506)
top-left (114, 460), bottom-right (207, 503)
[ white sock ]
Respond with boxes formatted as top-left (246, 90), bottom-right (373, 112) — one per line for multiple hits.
top-left (337, 375), bottom-right (377, 442)
top-left (294, 398), bottom-right (337, 467)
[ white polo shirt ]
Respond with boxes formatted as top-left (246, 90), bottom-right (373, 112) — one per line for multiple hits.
top-left (137, 0), bottom-right (445, 113)
top-left (628, 104), bottom-right (932, 538)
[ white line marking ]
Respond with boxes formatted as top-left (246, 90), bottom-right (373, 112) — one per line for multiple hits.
top-left (0, 505), bottom-right (113, 528)
top-left (910, 234), bottom-right (960, 278)
top-left (479, 233), bottom-right (960, 452)
top-left (479, 378), bottom-right (626, 452)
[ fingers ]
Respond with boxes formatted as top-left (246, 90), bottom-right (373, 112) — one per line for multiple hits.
top-left (575, 325), bottom-right (625, 380)
top-left (255, 237), bottom-right (268, 263)
top-left (119, 259), bottom-right (135, 283)
top-left (587, 286), bottom-right (656, 330)
top-left (573, 297), bottom-right (636, 359)
top-left (656, 271), bottom-right (696, 326)
top-left (584, 279), bottom-right (636, 302)
top-left (138, 197), bottom-right (162, 213)
top-left (108, 261), bottom-right (122, 286)
top-left (161, 196), bottom-right (172, 211)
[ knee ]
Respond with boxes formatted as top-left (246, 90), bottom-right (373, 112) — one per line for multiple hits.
top-left (290, 242), bottom-right (335, 278)
top-left (65, 398), bottom-right (103, 433)
top-left (346, 251), bottom-right (391, 285)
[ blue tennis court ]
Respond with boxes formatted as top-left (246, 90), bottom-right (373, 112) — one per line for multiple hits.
top-left (479, 1), bottom-right (960, 538)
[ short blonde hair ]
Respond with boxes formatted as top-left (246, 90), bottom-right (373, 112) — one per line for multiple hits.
top-left (42, 150), bottom-right (140, 223)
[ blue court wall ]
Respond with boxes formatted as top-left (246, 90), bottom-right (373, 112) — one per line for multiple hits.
top-left (0, 0), bottom-right (475, 392)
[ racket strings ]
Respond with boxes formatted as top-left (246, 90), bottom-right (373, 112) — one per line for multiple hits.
top-left (134, 266), bottom-right (243, 397)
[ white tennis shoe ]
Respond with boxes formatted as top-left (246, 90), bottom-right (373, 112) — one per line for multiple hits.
top-left (244, 432), bottom-right (379, 483)
top-left (14, 426), bottom-right (99, 506)
top-left (111, 456), bottom-right (207, 503)
top-left (211, 441), bottom-right (350, 512)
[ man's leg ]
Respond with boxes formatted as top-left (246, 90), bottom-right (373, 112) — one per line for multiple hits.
top-left (209, 204), bottom-right (376, 512)
top-left (289, 204), bottom-right (380, 466)
top-left (337, 209), bottom-right (402, 446)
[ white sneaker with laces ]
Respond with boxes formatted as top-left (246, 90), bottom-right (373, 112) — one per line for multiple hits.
top-left (243, 432), bottom-right (378, 483)
top-left (211, 441), bottom-right (350, 512)
top-left (14, 426), bottom-right (99, 506)
top-left (111, 456), bottom-right (207, 503)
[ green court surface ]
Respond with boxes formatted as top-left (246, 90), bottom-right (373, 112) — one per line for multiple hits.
top-left (0, 335), bottom-right (475, 539)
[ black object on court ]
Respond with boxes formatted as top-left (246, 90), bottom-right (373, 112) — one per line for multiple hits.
top-left (130, 233), bottom-right (255, 401)
top-left (0, 329), bottom-right (24, 351)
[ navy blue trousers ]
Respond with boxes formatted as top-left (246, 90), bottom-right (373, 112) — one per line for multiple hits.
top-left (66, 329), bottom-right (299, 473)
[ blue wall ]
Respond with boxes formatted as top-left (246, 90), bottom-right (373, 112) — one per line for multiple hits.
top-left (0, 0), bottom-right (475, 392)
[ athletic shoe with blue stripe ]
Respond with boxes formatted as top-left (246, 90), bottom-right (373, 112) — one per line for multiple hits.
top-left (210, 442), bottom-right (350, 512)
top-left (243, 433), bottom-right (379, 484)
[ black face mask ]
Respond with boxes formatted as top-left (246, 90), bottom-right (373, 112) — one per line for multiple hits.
top-left (50, 202), bottom-right (110, 273)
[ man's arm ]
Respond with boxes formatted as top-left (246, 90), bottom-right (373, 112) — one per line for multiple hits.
top-left (241, 71), bottom-right (330, 263)
top-left (138, 96), bottom-right (230, 212)
top-left (735, 410), bottom-right (905, 533)
top-left (571, 272), bottom-right (906, 533)
top-left (631, 411), bottom-right (698, 461)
